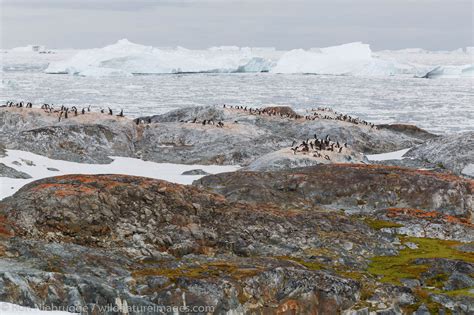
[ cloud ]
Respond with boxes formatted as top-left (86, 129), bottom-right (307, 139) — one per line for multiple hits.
top-left (1, 0), bottom-right (472, 50)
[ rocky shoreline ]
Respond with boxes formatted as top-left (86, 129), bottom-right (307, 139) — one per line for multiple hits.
top-left (0, 105), bottom-right (473, 314)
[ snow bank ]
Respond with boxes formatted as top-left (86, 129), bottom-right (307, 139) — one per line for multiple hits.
top-left (365, 148), bottom-right (411, 161)
top-left (0, 149), bottom-right (239, 200)
top-left (43, 39), bottom-right (474, 77)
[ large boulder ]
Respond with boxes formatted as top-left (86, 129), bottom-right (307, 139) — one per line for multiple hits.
top-left (194, 164), bottom-right (473, 219)
top-left (245, 147), bottom-right (367, 171)
top-left (405, 132), bottom-right (474, 177)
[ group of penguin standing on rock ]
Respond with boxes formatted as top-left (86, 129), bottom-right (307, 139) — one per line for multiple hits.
top-left (223, 104), bottom-right (302, 120)
top-left (291, 134), bottom-right (349, 161)
top-left (3, 101), bottom-right (127, 122)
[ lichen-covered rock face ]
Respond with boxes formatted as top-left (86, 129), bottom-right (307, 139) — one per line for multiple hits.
top-left (405, 131), bottom-right (474, 178)
top-left (0, 174), bottom-right (389, 314)
top-left (0, 106), bottom-right (433, 166)
top-left (195, 164), bottom-right (474, 220)
top-left (0, 171), bottom-right (472, 314)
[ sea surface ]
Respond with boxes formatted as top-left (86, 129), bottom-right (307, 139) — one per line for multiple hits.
top-left (1, 52), bottom-right (473, 135)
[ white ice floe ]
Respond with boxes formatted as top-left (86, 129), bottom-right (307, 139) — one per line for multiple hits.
top-left (0, 302), bottom-right (77, 314)
top-left (365, 148), bottom-right (411, 161)
top-left (0, 149), bottom-right (239, 200)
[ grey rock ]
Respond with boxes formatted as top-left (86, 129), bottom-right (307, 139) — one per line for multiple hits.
top-left (244, 147), bottom-right (368, 172)
top-left (405, 131), bottom-right (474, 177)
top-left (0, 163), bottom-right (32, 179)
top-left (181, 169), bottom-right (210, 176)
top-left (414, 304), bottom-right (430, 315)
top-left (0, 106), bottom-right (435, 166)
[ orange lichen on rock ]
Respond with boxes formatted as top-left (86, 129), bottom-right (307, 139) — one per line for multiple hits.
top-left (386, 208), bottom-right (473, 227)
top-left (0, 215), bottom-right (14, 237)
top-left (333, 163), bottom-right (474, 188)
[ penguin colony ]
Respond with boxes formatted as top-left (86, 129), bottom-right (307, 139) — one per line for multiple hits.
top-left (3, 101), bottom-right (130, 123)
top-left (223, 104), bottom-right (377, 128)
top-left (290, 134), bottom-right (349, 161)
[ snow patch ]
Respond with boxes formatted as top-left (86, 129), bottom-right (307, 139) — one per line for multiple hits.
top-left (0, 149), bottom-right (239, 200)
top-left (461, 164), bottom-right (474, 177)
top-left (365, 148), bottom-right (411, 161)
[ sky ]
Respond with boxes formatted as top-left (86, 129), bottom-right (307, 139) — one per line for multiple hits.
top-left (1, 0), bottom-right (473, 50)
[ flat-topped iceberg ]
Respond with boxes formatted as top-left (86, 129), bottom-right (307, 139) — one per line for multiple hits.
top-left (271, 42), bottom-right (403, 75)
top-left (45, 39), bottom-right (278, 76)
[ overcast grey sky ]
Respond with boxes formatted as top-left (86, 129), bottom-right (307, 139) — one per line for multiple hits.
top-left (1, 0), bottom-right (472, 50)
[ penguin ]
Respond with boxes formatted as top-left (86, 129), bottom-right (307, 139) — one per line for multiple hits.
top-left (101, 109), bottom-right (105, 114)
top-left (338, 147), bottom-right (343, 153)
top-left (108, 108), bottom-right (113, 115)
top-left (82, 108), bottom-right (85, 115)
top-left (87, 105), bottom-right (91, 112)
top-left (117, 109), bottom-right (124, 117)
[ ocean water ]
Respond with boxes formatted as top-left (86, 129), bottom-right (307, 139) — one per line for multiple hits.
top-left (2, 71), bottom-right (473, 135)
top-left (1, 47), bottom-right (473, 135)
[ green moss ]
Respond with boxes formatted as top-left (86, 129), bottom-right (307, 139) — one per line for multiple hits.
top-left (278, 256), bottom-right (324, 270)
top-left (364, 218), bottom-right (404, 230)
top-left (435, 288), bottom-right (474, 298)
top-left (132, 261), bottom-right (261, 281)
top-left (368, 237), bottom-right (474, 285)
top-left (425, 273), bottom-right (449, 289)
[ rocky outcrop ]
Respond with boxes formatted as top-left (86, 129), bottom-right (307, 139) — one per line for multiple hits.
top-left (0, 106), bottom-right (435, 166)
top-left (376, 124), bottom-right (439, 141)
top-left (405, 132), bottom-right (474, 178)
top-left (0, 172), bottom-right (472, 314)
top-left (0, 108), bottom-right (137, 163)
top-left (195, 164), bottom-right (473, 219)
top-left (181, 169), bottom-right (210, 175)
top-left (371, 208), bottom-right (474, 242)
top-left (244, 147), bottom-right (367, 171)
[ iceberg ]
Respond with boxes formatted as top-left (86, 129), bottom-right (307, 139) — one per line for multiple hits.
top-left (271, 42), bottom-right (402, 75)
top-left (45, 39), bottom-right (279, 76)
top-left (43, 39), bottom-right (474, 78)
top-left (419, 64), bottom-right (474, 79)
top-left (11, 44), bottom-right (46, 52)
